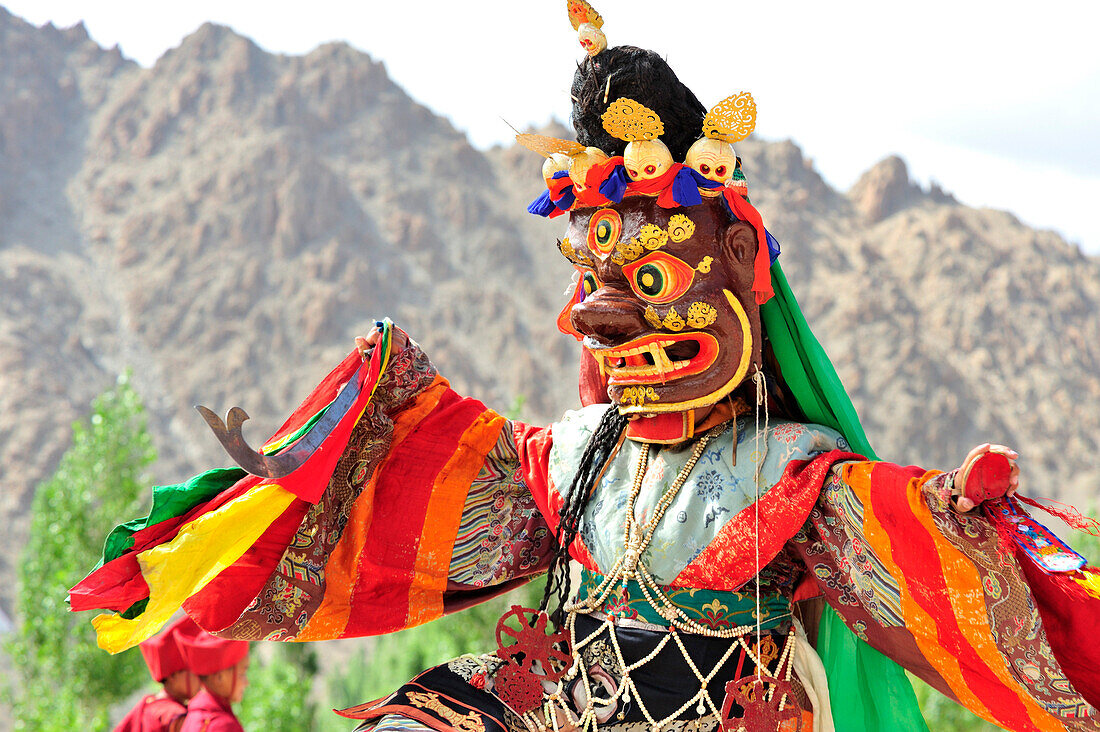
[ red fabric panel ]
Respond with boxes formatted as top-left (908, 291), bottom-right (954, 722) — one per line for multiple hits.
top-left (264, 350), bottom-right (362, 447)
top-left (70, 554), bottom-right (148, 612)
top-left (870, 462), bottom-right (1037, 732)
top-left (342, 391), bottom-right (489, 636)
top-left (514, 421), bottom-right (554, 527)
top-left (1018, 552), bottom-right (1100, 709)
top-left (676, 450), bottom-right (856, 590)
top-left (723, 189), bottom-right (774, 305)
top-left (182, 500), bottom-right (311, 631)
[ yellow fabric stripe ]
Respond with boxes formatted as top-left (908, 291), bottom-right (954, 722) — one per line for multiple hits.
top-left (92, 484), bottom-right (295, 653)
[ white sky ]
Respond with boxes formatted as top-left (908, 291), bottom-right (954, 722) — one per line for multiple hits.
top-left (6, 0), bottom-right (1100, 253)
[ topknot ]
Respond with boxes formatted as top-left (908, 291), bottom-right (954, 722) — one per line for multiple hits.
top-left (570, 46), bottom-right (706, 162)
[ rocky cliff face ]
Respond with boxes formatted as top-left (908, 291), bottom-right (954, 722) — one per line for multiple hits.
top-left (2, 9), bottom-right (1098, 621)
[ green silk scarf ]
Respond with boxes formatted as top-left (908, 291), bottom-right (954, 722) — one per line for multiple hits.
top-left (761, 263), bottom-right (928, 732)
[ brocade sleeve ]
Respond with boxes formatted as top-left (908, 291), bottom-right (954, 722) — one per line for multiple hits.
top-left (71, 337), bottom-right (555, 651)
top-left (791, 460), bottom-right (1100, 731)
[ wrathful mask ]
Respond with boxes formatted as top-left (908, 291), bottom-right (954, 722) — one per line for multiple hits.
top-left (558, 197), bottom-right (762, 415)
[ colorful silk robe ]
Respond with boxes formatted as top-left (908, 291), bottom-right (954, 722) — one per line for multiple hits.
top-left (72, 341), bottom-right (1100, 731)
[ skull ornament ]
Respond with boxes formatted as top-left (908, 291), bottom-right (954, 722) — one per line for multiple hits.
top-left (570, 147), bottom-right (612, 191)
top-left (686, 137), bottom-right (738, 185)
top-left (624, 139), bottom-right (674, 181)
top-left (543, 153), bottom-right (572, 187)
top-left (578, 23), bottom-right (607, 57)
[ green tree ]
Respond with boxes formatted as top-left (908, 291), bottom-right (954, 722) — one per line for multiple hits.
top-left (6, 373), bottom-right (156, 731)
top-left (238, 642), bottom-right (319, 732)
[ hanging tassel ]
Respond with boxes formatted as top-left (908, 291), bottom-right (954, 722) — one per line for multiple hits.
top-left (1015, 495), bottom-right (1100, 537)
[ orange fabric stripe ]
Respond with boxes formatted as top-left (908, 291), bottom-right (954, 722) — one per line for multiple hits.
top-left (297, 375), bottom-right (450, 641)
top-left (405, 411), bottom-right (508, 627)
top-left (909, 475), bottom-right (1066, 731)
top-left (842, 463), bottom-right (994, 720)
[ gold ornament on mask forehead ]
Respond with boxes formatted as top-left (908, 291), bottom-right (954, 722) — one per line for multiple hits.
top-left (569, 146), bottom-right (611, 190)
top-left (687, 92), bottom-right (756, 185)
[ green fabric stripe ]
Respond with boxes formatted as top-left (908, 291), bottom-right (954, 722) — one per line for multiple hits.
top-left (763, 262), bottom-right (927, 732)
top-left (760, 264), bottom-right (876, 459)
top-left (577, 569), bottom-right (791, 631)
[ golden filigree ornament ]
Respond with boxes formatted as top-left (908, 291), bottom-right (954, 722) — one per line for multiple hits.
top-left (568, 146), bottom-right (611, 191)
top-left (644, 305), bottom-right (662, 329)
top-left (558, 236), bottom-right (593, 267)
top-left (602, 98), bottom-right (673, 182)
top-left (633, 223), bottom-right (667, 251)
top-left (667, 214), bottom-right (695, 242)
top-left (566, 0), bottom-right (607, 57)
top-left (515, 133), bottom-right (586, 159)
top-left (702, 92), bottom-right (757, 143)
top-left (688, 92), bottom-right (756, 185)
top-left (621, 386), bottom-right (660, 406)
top-left (686, 302), bottom-right (718, 328)
top-left (662, 307), bottom-right (685, 331)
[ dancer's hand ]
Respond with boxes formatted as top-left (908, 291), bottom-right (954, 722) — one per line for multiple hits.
top-left (954, 443), bottom-right (1020, 512)
top-left (355, 323), bottom-right (409, 360)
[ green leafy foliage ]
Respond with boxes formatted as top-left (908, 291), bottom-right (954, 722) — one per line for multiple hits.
top-left (911, 675), bottom-right (1004, 731)
top-left (238, 643), bottom-right (319, 732)
top-left (5, 373), bottom-right (156, 731)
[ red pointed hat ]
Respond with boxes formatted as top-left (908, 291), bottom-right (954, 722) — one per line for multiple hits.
top-left (177, 629), bottom-right (248, 676)
top-left (139, 615), bottom-right (202, 682)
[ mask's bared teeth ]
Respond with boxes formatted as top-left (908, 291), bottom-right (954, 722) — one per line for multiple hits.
top-left (591, 350), bottom-right (606, 379)
top-left (649, 343), bottom-right (666, 379)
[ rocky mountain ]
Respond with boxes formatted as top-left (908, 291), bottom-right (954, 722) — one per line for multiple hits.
top-left (2, 6), bottom-right (1099, 628)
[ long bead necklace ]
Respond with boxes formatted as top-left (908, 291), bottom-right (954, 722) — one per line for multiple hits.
top-left (551, 416), bottom-right (796, 732)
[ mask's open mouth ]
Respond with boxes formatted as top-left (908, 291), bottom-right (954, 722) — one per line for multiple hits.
top-left (586, 333), bottom-right (719, 385)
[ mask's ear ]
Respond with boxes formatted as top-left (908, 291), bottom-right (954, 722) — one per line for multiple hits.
top-left (720, 220), bottom-right (756, 265)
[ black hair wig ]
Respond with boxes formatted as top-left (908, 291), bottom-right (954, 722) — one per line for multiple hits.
top-left (571, 45), bottom-right (706, 161)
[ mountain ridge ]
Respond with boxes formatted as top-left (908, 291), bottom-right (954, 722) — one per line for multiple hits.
top-left (2, 9), bottom-right (1098, 624)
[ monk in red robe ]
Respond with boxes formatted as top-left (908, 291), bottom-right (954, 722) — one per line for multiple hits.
top-left (114, 616), bottom-right (201, 732)
top-left (177, 633), bottom-right (249, 732)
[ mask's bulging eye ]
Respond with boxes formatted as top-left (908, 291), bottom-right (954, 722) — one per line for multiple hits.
top-left (622, 252), bottom-right (695, 304)
top-left (582, 271), bottom-right (600, 298)
top-left (557, 267), bottom-right (601, 340)
top-left (587, 209), bottom-right (622, 258)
